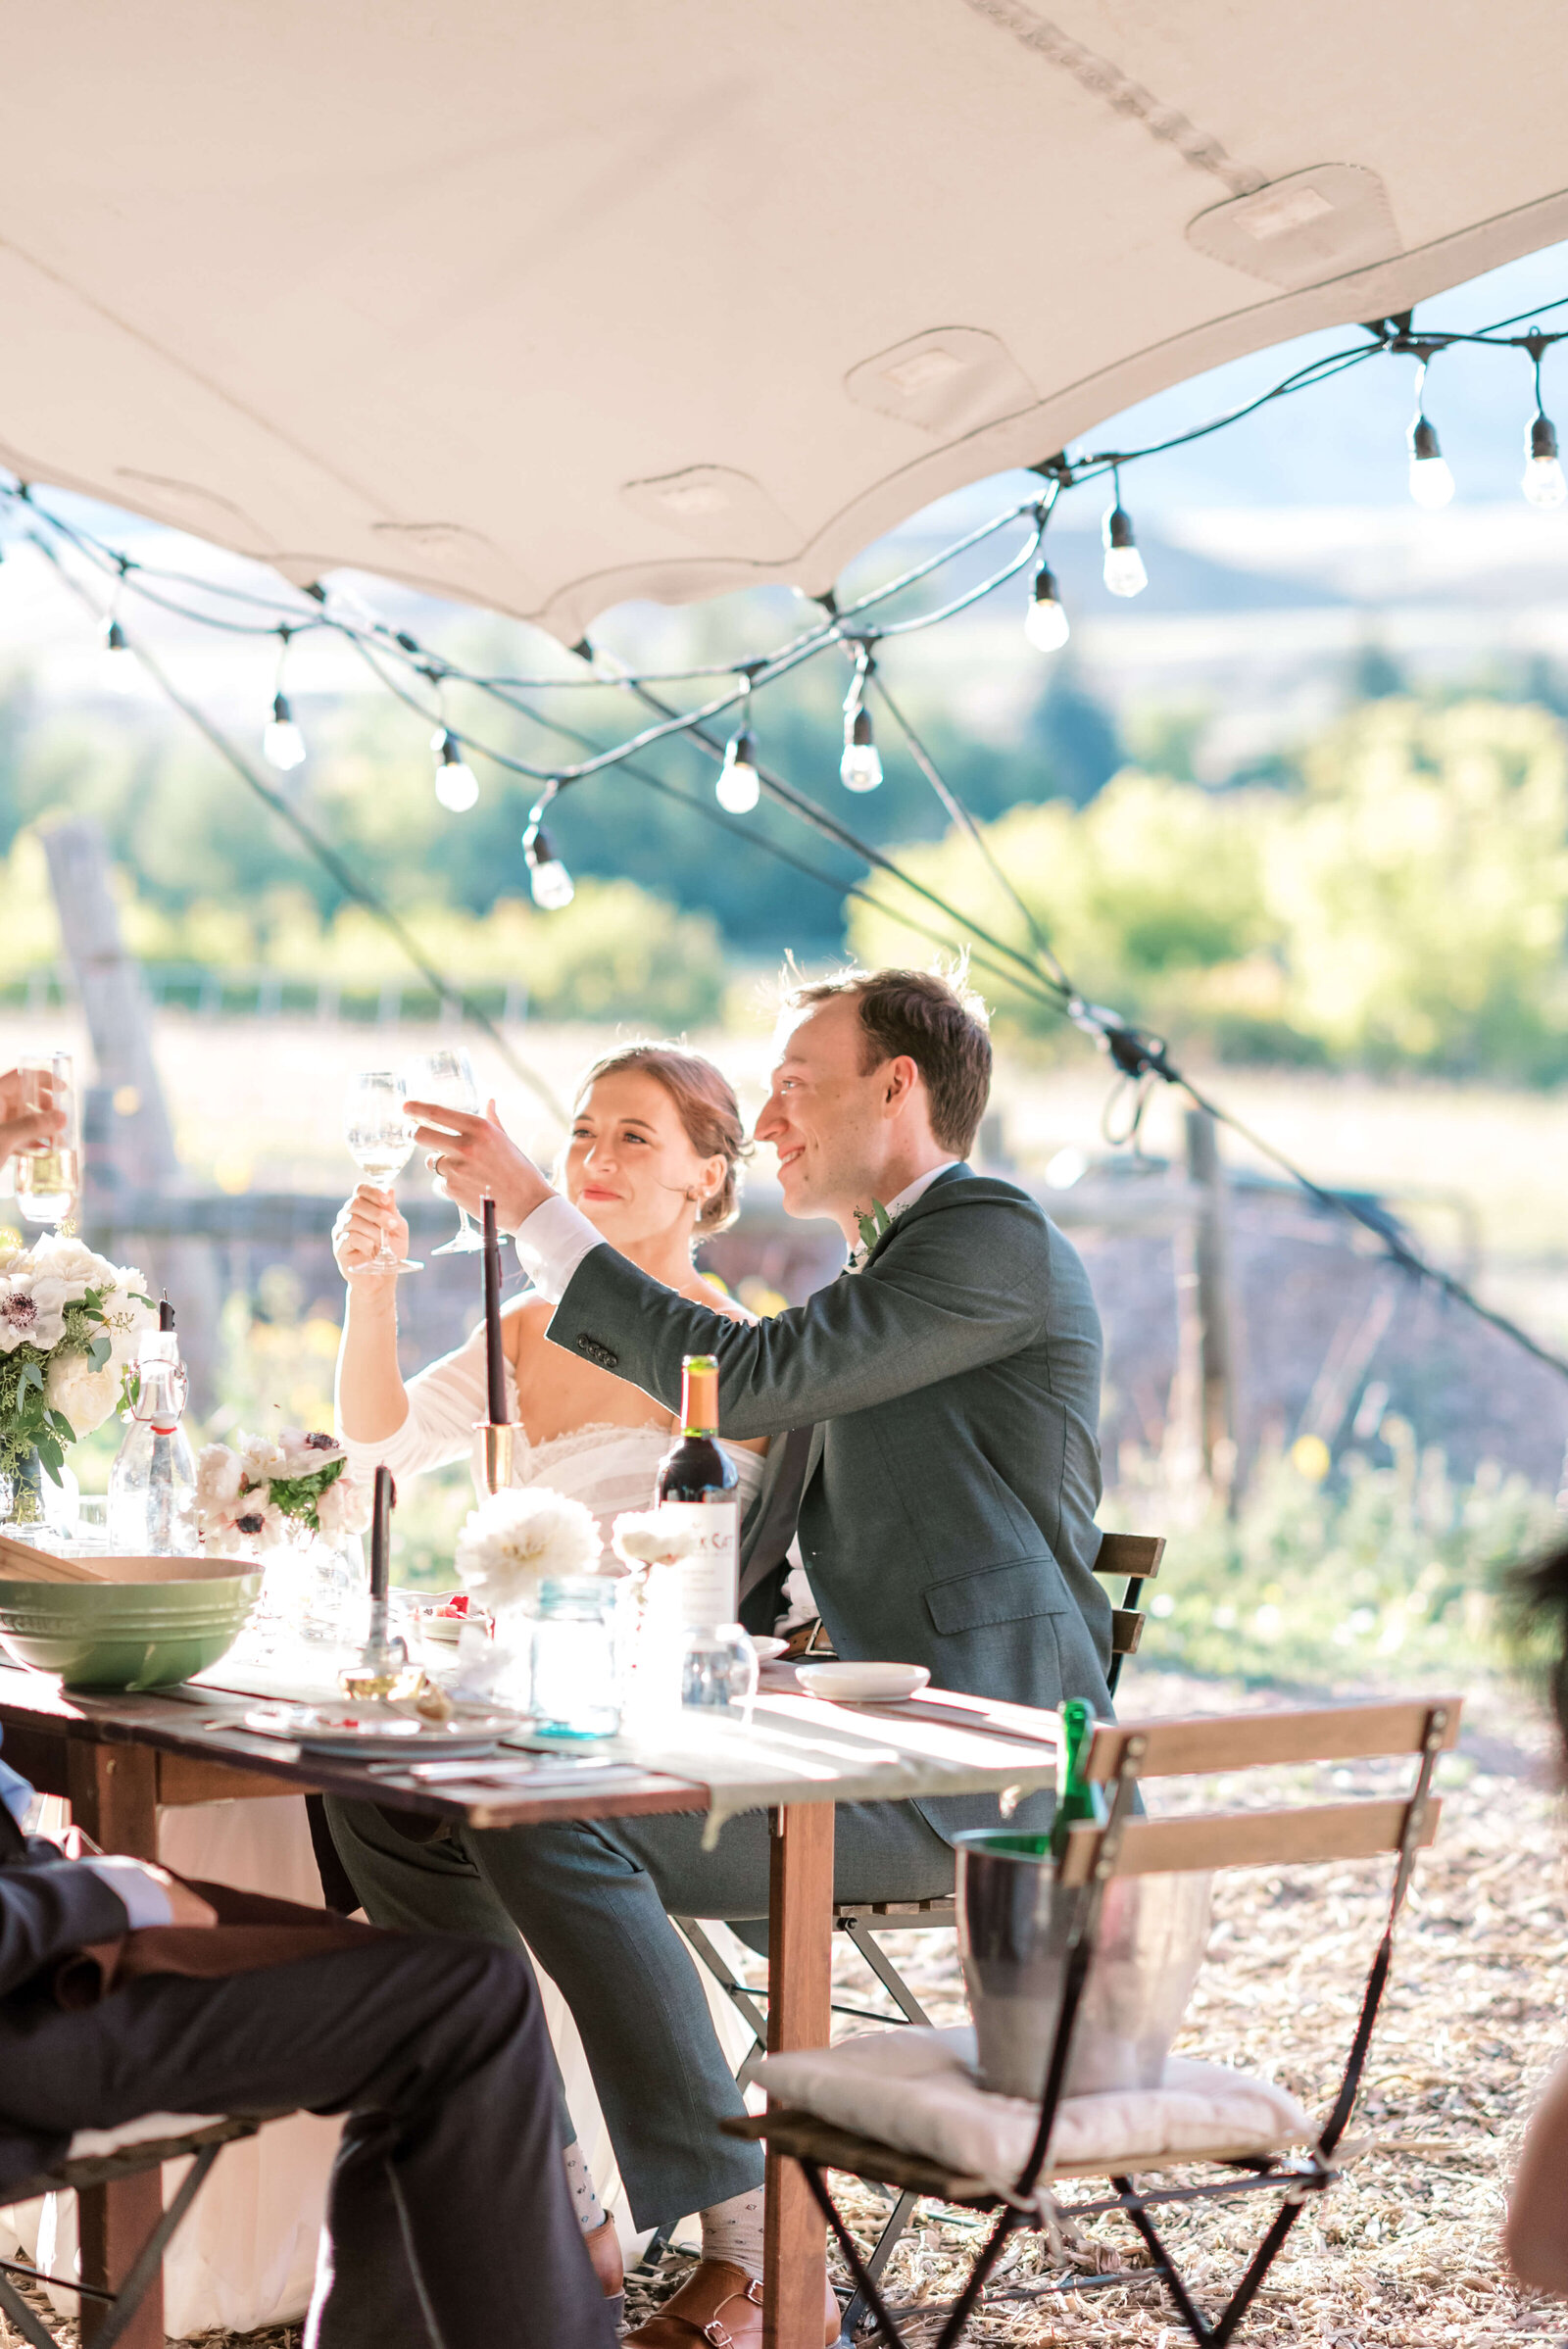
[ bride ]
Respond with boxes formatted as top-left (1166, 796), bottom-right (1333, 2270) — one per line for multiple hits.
top-left (330, 1039), bottom-right (766, 2308)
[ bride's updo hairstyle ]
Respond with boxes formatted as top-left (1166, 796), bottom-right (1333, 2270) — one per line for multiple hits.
top-left (574, 1043), bottom-right (749, 1234)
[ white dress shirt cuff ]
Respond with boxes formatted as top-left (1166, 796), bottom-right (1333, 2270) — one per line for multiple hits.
top-left (511, 1194), bottom-right (606, 1305)
top-left (81, 1856), bottom-right (173, 1930)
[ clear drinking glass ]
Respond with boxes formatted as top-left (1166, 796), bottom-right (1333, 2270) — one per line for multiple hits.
top-left (681, 1623), bottom-right (760, 1721)
top-left (343, 1068), bottom-right (423, 1276)
top-left (421, 1047), bottom-right (483, 1256)
top-left (12, 1052), bottom-right (80, 1227)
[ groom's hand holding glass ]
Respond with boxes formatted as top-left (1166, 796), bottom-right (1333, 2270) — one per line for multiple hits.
top-left (402, 1096), bottom-right (552, 1234)
top-left (0, 1066), bottom-right (67, 1163)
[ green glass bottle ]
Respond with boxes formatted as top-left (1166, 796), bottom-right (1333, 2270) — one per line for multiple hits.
top-left (1051, 1697), bottom-right (1107, 1861)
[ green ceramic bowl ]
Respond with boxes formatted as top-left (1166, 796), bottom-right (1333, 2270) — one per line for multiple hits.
top-left (0, 1570), bottom-right (263, 1690)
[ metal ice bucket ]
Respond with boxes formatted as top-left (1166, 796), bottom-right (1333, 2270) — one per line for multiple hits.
top-left (956, 1831), bottom-right (1212, 2100)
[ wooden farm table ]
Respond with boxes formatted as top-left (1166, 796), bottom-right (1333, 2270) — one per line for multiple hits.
top-left (0, 1663), bottom-right (1063, 2349)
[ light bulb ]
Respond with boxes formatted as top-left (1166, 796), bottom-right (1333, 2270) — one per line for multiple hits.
top-left (1102, 504), bottom-right (1148, 598)
top-left (1407, 416), bottom-right (1455, 510)
top-left (264, 692), bottom-right (307, 771)
top-left (525, 823), bottom-right (574, 910)
top-left (715, 726), bottom-right (760, 813)
top-left (1024, 563), bottom-right (1070, 651)
top-left (101, 615), bottom-right (138, 693)
top-left (432, 729), bottom-right (479, 812)
top-left (1523, 414), bottom-right (1567, 509)
top-left (840, 707), bottom-right (883, 793)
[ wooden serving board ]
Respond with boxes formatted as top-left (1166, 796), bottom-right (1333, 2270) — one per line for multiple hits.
top-left (0, 1538), bottom-right (248, 1587)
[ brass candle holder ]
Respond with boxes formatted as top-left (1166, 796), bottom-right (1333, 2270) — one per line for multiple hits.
top-left (479, 1421), bottom-right (514, 1496)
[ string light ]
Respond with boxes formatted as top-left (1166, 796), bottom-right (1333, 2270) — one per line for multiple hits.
top-left (263, 632), bottom-right (307, 770)
top-left (716, 725), bottom-right (760, 812)
top-left (523, 819), bottom-right (574, 910)
top-left (1522, 341), bottom-right (1567, 508)
top-left (432, 727), bottom-right (480, 811)
top-left (840, 645), bottom-right (883, 792)
top-left (1024, 562), bottom-right (1070, 651)
top-left (1101, 475), bottom-right (1148, 598)
top-left (1407, 360), bottom-right (1455, 510)
top-left (100, 576), bottom-right (138, 692)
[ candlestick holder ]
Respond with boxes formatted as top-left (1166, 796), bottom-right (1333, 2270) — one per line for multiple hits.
top-left (479, 1422), bottom-right (514, 1496)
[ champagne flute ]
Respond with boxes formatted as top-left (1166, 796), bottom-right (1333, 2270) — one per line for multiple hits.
top-left (421, 1047), bottom-right (483, 1256)
top-left (344, 1069), bottom-right (423, 1276)
top-left (12, 1052), bottom-right (80, 1228)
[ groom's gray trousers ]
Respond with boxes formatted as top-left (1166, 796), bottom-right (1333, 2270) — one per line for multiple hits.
top-left (325, 1793), bottom-right (954, 2230)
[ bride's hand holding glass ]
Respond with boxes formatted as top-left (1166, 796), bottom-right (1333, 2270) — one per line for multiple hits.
top-left (332, 1185), bottom-right (412, 1283)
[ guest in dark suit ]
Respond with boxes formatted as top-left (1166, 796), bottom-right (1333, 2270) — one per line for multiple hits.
top-left (0, 1745), bottom-right (613, 2349)
top-left (329, 966), bottom-right (1108, 2349)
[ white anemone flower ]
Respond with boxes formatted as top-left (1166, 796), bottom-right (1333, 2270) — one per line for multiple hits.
top-left (0, 1272), bottom-right (69, 1355)
top-left (612, 1510), bottom-right (699, 1569)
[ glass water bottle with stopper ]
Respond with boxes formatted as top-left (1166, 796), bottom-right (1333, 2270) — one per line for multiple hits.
top-left (108, 1299), bottom-right (197, 1554)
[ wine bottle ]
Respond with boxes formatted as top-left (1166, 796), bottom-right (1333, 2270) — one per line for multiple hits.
top-left (1050, 1697), bottom-right (1108, 1862)
top-left (655, 1353), bottom-right (739, 1628)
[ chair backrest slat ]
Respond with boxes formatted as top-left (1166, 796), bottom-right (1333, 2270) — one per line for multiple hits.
top-left (1109, 1607), bottom-right (1146, 1658)
top-left (1056, 1795), bottom-right (1443, 1886)
top-left (1084, 1698), bottom-right (1462, 1783)
top-left (1094, 1533), bottom-right (1164, 1582)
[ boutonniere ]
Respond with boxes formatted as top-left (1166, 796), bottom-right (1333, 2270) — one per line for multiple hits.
top-left (853, 1199), bottom-right (897, 1261)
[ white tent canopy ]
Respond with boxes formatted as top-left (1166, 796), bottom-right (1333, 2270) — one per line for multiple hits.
top-left (9, 0), bottom-right (1568, 641)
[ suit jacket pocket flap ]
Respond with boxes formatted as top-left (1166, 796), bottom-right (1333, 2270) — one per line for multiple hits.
top-left (925, 1559), bottom-right (1067, 1635)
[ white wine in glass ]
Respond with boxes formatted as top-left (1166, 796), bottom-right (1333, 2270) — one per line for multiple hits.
top-left (344, 1069), bottom-right (423, 1276)
top-left (422, 1047), bottom-right (483, 1256)
top-left (13, 1053), bottom-right (79, 1227)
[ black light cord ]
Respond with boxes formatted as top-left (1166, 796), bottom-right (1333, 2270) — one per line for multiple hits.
top-left (28, 530), bottom-right (568, 1126)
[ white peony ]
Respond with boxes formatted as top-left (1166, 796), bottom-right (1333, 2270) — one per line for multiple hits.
top-left (0, 1272), bottom-right (69, 1355)
top-left (315, 1469), bottom-right (371, 1540)
top-left (196, 1443), bottom-right (244, 1509)
top-left (29, 1234), bottom-right (119, 1304)
top-left (455, 1486), bottom-right (603, 1609)
top-left (239, 1433), bottom-right (287, 1482)
top-left (612, 1509), bottom-right (699, 1569)
top-left (44, 1350), bottom-right (122, 1437)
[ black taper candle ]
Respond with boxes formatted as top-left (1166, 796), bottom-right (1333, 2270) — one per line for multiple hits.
top-left (159, 1295), bottom-right (174, 1333)
top-left (482, 1197), bottom-right (508, 1426)
top-left (370, 1465), bottom-right (395, 1601)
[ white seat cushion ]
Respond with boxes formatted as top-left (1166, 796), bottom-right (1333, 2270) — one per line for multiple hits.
top-left (67, 2114), bottom-right (227, 2162)
top-left (756, 2028), bottom-right (1312, 2189)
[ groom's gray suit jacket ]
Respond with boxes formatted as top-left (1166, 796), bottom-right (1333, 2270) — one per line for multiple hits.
top-left (548, 1164), bottom-right (1109, 1838)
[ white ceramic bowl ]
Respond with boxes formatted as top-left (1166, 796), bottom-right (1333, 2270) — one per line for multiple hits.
top-left (752, 1636), bottom-right (789, 1662)
top-left (797, 1661), bottom-right (930, 1703)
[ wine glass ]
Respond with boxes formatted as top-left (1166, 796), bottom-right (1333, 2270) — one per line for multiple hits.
top-left (343, 1069), bottom-right (423, 1276)
top-left (12, 1052), bottom-right (80, 1229)
top-left (421, 1047), bottom-right (483, 1256)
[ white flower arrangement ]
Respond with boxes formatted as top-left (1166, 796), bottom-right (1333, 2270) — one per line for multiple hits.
top-left (612, 1509), bottom-right (699, 1571)
top-left (192, 1427), bottom-right (371, 1559)
top-left (0, 1236), bottom-right (155, 1489)
top-left (454, 1486), bottom-right (603, 1610)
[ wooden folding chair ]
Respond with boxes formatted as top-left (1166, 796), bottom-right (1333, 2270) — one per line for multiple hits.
top-left (0, 2117), bottom-right (269, 2349)
top-left (678, 1530), bottom-right (1165, 2326)
top-left (728, 1694), bottom-right (1457, 2347)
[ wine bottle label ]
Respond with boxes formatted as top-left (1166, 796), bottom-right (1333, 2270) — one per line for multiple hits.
top-left (658, 1499), bottom-right (739, 1628)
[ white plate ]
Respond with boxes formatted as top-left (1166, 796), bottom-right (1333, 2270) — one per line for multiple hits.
top-left (796, 1661), bottom-right (930, 1703)
top-left (751, 1636), bottom-right (789, 1662)
top-left (237, 1702), bottom-right (514, 1757)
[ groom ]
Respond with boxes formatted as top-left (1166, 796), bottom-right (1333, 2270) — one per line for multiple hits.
top-left (328, 966), bottom-right (1108, 2348)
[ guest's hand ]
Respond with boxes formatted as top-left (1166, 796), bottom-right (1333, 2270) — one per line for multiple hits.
top-left (145, 1867), bottom-right (220, 1930)
top-left (0, 1067), bottom-right (66, 1162)
top-left (403, 1099), bottom-right (554, 1234)
top-left (332, 1186), bottom-right (409, 1282)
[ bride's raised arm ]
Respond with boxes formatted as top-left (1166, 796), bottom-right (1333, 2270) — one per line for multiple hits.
top-left (331, 1181), bottom-right (519, 1480)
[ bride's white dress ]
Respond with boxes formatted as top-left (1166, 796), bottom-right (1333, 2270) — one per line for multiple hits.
top-left (0, 1319), bottom-right (766, 2334)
